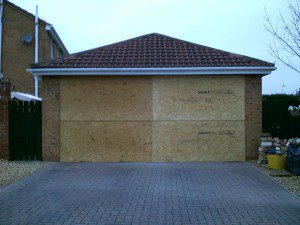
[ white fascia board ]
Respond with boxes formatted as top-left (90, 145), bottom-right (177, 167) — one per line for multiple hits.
top-left (27, 66), bottom-right (276, 76)
top-left (45, 25), bottom-right (69, 55)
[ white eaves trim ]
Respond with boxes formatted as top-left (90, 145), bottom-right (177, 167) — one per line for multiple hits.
top-left (27, 66), bottom-right (276, 76)
top-left (46, 25), bottom-right (69, 55)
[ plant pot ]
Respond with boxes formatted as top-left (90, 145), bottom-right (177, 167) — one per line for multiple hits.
top-left (290, 111), bottom-right (300, 116)
top-left (267, 154), bottom-right (286, 170)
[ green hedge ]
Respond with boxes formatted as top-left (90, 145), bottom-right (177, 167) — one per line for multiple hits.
top-left (262, 94), bottom-right (300, 139)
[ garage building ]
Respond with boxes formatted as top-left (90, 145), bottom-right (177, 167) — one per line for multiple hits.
top-left (28, 33), bottom-right (276, 162)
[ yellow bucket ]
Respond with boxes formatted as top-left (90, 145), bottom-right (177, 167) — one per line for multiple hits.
top-left (267, 154), bottom-right (286, 170)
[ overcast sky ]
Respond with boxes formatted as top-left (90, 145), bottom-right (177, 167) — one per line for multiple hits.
top-left (10, 0), bottom-right (300, 94)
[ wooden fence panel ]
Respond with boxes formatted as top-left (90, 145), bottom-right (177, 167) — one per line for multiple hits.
top-left (9, 100), bottom-right (42, 160)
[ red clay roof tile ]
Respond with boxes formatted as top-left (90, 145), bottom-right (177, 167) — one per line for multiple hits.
top-left (32, 33), bottom-right (274, 69)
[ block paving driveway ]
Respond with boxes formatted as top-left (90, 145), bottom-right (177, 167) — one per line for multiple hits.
top-left (0, 162), bottom-right (299, 225)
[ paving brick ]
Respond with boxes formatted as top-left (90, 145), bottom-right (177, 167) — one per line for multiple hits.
top-left (0, 162), bottom-right (299, 225)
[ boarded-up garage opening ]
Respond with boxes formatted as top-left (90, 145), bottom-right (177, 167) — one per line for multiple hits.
top-left (28, 33), bottom-right (276, 162)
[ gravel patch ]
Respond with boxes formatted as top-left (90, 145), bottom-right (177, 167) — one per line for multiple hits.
top-left (0, 159), bottom-right (46, 187)
top-left (248, 160), bottom-right (300, 197)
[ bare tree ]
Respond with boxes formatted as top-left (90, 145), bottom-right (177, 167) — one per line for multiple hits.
top-left (265, 0), bottom-right (300, 74)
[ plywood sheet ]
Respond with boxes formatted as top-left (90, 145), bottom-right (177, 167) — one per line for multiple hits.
top-left (58, 75), bottom-right (246, 162)
top-left (153, 76), bottom-right (245, 121)
top-left (60, 121), bottom-right (152, 162)
top-left (152, 121), bottom-right (245, 162)
top-left (60, 76), bottom-right (152, 121)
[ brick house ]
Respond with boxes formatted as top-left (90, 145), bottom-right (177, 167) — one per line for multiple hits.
top-left (0, 0), bottom-right (68, 94)
top-left (28, 33), bottom-right (276, 162)
top-left (0, 0), bottom-right (67, 159)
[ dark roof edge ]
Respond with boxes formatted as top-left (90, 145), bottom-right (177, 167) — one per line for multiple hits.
top-left (4, 0), bottom-right (48, 25)
top-left (4, 0), bottom-right (68, 54)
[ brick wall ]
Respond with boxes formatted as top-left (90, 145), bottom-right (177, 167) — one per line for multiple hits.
top-left (41, 77), bottom-right (60, 161)
top-left (2, 2), bottom-right (61, 95)
top-left (0, 82), bottom-right (11, 159)
top-left (245, 75), bottom-right (262, 160)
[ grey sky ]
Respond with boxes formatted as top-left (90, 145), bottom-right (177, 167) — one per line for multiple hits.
top-left (10, 0), bottom-right (300, 94)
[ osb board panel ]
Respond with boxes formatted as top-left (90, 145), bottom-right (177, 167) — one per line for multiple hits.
top-left (153, 76), bottom-right (245, 120)
top-left (60, 121), bottom-right (152, 162)
top-left (60, 76), bottom-right (152, 121)
top-left (152, 121), bottom-right (245, 162)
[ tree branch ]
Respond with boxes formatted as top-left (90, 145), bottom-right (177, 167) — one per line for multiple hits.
top-left (269, 45), bottom-right (300, 73)
top-left (265, 1), bottom-right (300, 74)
